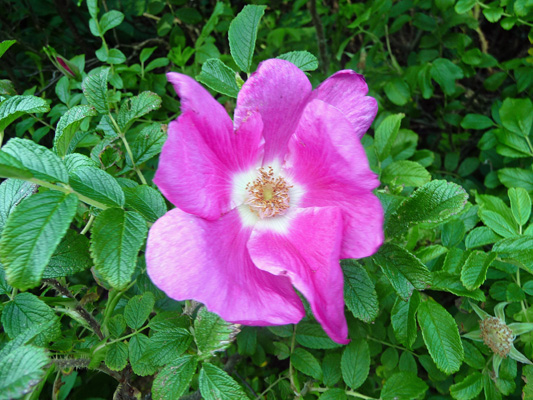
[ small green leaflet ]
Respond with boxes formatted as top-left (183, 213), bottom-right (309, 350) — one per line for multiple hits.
top-left (342, 260), bottom-right (379, 323)
top-left (277, 51), bottom-right (319, 71)
top-left (291, 348), bottom-right (322, 380)
top-left (417, 297), bottom-right (464, 374)
top-left (373, 243), bottom-right (432, 300)
top-left (197, 58), bottom-right (240, 98)
top-left (69, 166), bottom-right (125, 207)
top-left (0, 95), bottom-right (49, 131)
top-left (295, 322), bottom-right (342, 349)
top-left (141, 328), bottom-right (192, 367)
top-left (387, 180), bottom-right (468, 236)
top-left (90, 208), bottom-right (147, 289)
top-left (105, 342), bottom-right (128, 371)
top-left (228, 5), bottom-right (266, 73)
top-left (341, 339), bottom-right (370, 389)
top-left (54, 105), bottom-right (98, 158)
top-left (381, 160), bottom-right (431, 187)
top-left (199, 363), bottom-right (248, 400)
top-left (0, 152), bottom-right (33, 180)
top-left (460, 251), bottom-right (496, 290)
top-left (381, 372), bottom-right (428, 400)
top-left (449, 371), bottom-right (483, 400)
top-left (124, 185), bottom-right (167, 222)
top-left (44, 229), bottom-right (92, 278)
top-left (391, 291), bottom-right (420, 349)
top-left (129, 123), bottom-right (166, 166)
top-left (0, 179), bottom-right (36, 235)
top-left (1, 138), bottom-right (69, 183)
top-left (508, 187), bottom-right (531, 226)
top-left (194, 307), bottom-right (240, 358)
top-left (0, 39), bottom-right (16, 59)
top-left (128, 334), bottom-right (157, 376)
top-left (99, 10), bottom-right (124, 35)
top-left (493, 236), bottom-right (533, 272)
top-left (0, 191), bottom-right (78, 290)
top-left (152, 356), bottom-right (198, 400)
top-left (430, 58), bottom-right (464, 95)
top-left (374, 113), bottom-right (404, 161)
top-left (117, 91), bottom-right (162, 131)
top-left (82, 68), bottom-right (110, 113)
top-left (499, 98), bottom-right (533, 137)
top-left (124, 292), bottom-right (155, 330)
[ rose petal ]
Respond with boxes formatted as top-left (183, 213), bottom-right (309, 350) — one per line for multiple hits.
top-left (235, 59), bottom-right (312, 164)
top-left (248, 207), bottom-right (349, 344)
top-left (284, 99), bottom-right (383, 259)
top-left (146, 207), bottom-right (305, 325)
top-left (156, 75), bottom-right (264, 219)
top-left (310, 70), bottom-right (378, 139)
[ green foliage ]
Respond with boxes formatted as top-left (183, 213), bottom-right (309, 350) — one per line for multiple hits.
top-left (1, 0), bottom-right (533, 398)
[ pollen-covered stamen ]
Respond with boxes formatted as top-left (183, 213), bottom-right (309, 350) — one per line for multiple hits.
top-left (480, 317), bottom-right (515, 357)
top-left (245, 167), bottom-right (292, 219)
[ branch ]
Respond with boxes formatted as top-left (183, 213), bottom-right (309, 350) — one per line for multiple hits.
top-left (308, 0), bottom-right (329, 74)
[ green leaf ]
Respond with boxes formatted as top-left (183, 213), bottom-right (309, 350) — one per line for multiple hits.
top-left (498, 168), bottom-right (533, 191)
top-left (0, 345), bottom-right (49, 400)
top-left (153, 355), bottom-right (198, 400)
top-left (449, 371), bottom-right (483, 400)
top-left (465, 227), bottom-right (502, 249)
top-left (319, 389), bottom-right (347, 400)
top-left (228, 5), bottom-right (266, 73)
top-left (381, 372), bottom-right (428, 400)
top-left (0, 95), bottom-right (49, 131)
top-left (384, 78), bottom-right (410, 106)
top-left (0, 152), bottom-right (33, 180)
top-left (129, 123), bottom-right (165, 165)
top-left (142, 328), bottom-right (193, 367)
top-left (64, 153), bottom-right (99, 172)
top-left (44, 229), bottom-right (92, 278)
top-left (493, 236), bottom-right (533, 271)
top-left (460, 114), bottom-right (494, 130)
top-left (342, 260), bottom-right (378, 323)
top-left (381, 160), bottom-right (431, 187)
top-left (373, 244), bottom-right (432, 300)
top-left (291, 348), bottom-right (322, 379)
top-left (90, 208), bottom-right (147, 289)
top-left (479, 209), bottom-right (518, 238)
top-left (0, 191), bottom-right (77, 290)
top-left (124, 292), bottom-right (155, 330)
top-left (117, 91), bottom-right (162, 130)
top-left (195, 307), bottom-right (240, 358)
top-left (196, 58), bottom-right (239, 98)
top-left (69, 166), bottom-right (125, 207)
top-left (417, 297), bottom-right (464, 374)
top-left (82, 69), bottom-right (110, 113)
top-left (483, 5), bottom-right (503, 22)
top-left (124, 185), bottom-right (167, 222)
top-left (509, 187), bottom-right (531, 226)
top-left (499, 98), bottom-right (533, 137)
top-left (295, 322), bottom-right (342, 349)
top-left (322, 353), bottom-right (342, 387)
top-left (391, 291), bottom-right (420, 348)
top-left (460, 251), bottom-right (496, 290)
top-left (432, 272), bottom-right (486, 302)
top-left (0, 39), bottom-right (16, 58)
top-left (374, 113), bottom-right (405, 161)
top-left (441, 219), bottom-right (465, 248)
top-left (129, 334), bottom-right (157, 376)
top-left (199, 363), bottom-right (248, 400)
top-left (387, 180), bottom-right (468, 236)
top-left (455, 0), bottom-right (476, 14)
top-left (105, 342), bottom-right (128, 371)
top-left (0, 179), bottom-right (36, 235)
top-left (1, 292), bottom-right (60, 345)
top-left (108, 314), bottom-right (126, 338)
top-left (431, 58), bottom-right (464, 95)
top-left (341, 339), bottom-right (370, 389)
top-left (99, 10), bottom-right (124, 34)
top-left (2, 138), bottom-right (68, 183)
top-left (277, 51), bottom-right (319, 71)
top-left (95, 47), bottom-right (126, 64)
top-left (54, 105), bottom-right (98, 158)
top-left (237, 327), bottom-right (257, 356)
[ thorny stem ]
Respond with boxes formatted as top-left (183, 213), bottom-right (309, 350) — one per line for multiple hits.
top-left (108, 113), bottom-right (148, 185)
top-left (28, 178), bottom-right (109, 210)
top-left (43, 279), bottom-right (104, 340)
top-left (51, 357), bottom-right (120, 381)
top-left (307, 0), bottom-right (329, 74)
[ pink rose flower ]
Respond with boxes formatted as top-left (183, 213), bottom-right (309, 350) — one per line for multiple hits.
top-left (146, 59), bottom-right (383, 344)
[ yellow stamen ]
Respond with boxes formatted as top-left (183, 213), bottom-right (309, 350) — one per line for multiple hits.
top-left (245, 167), bottom-right (292, 219)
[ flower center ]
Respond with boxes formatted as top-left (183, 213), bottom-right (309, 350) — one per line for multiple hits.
top-left (480, 317), bottom-right (514, 357)
top-left (245, 167), bottom-right (292, 219)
